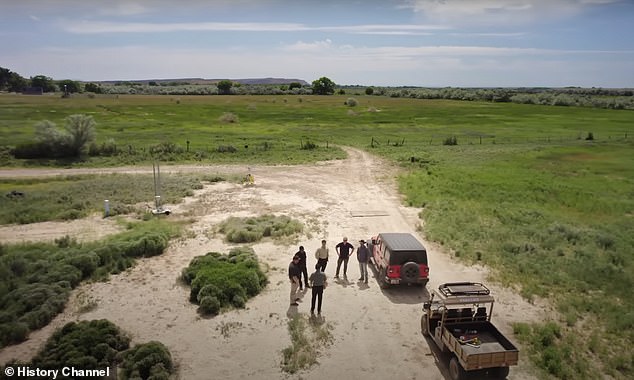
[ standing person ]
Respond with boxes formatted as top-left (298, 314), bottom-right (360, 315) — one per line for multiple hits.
top-left (295, 246), bottom-right (310, 290)
top-left (357, 239), bottom-right (371, 283)
top-left (315, 240), bottom-right (329, 272)
top-left (288, 255), bottom-right (302, 306)
top-left (335, 237), bottom-right (355, 279)
top-left (309, 264), bottom-right (328, 315)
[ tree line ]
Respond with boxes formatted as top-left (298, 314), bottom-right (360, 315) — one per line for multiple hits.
top-left (2, 66), bottom-right (632, 110)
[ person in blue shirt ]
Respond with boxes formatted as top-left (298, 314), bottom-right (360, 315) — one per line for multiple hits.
top-left (335, 237), bottom-right (355, 279)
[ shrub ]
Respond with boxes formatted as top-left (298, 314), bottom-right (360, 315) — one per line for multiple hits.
top-left (301, 140), bottom-right (317, 150)
top-left (218, 215), bottom-right (303, 243)
top-left (149, 141), bottom-right (183, 155)
top-left (345, 97), bottom-right (358, 107)
top-left (217, 145), bottom-right (237, 153)
top-left (120, 341), bottom-right (173, 380)
top-left (199, 296), bottom-right (221, 315)
top-left (443, 136), bottom-right (458, 146)
top-left (31, 320), bottom-right (130, 370)
top-left (182, 247), bottom-right (267, 315)
top-left (0, 221), bottom-right (176, 348)
top-left (196, 283), bottom-right (223, 303)
top-left (219, 112), bottom-right (239, 123)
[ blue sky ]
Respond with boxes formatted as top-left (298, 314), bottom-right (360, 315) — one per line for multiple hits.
top-left (1, 0), bottom-right (633, 87)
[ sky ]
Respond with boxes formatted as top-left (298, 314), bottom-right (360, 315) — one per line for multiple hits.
top-left (1, 0), bottom-right (633, 87)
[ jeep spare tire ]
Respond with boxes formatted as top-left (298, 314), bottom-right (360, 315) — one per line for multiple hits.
top-left (401, 261), bottom-right (420, 283)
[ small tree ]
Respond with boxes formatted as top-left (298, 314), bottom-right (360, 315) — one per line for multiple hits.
top-left (217, 80), bottom-right (233, 95)
top-left (64, 114), bottom-right (97, 156)
top-left (311, 76), bottom-right (335, 95)
top-left (30, 75), bottom-right (57, 92)
top-left (84, 83), bottom-right (102, 93)
top-left (57, 80), bottom-right (81, 93)
top-left (289, 82), bottom-right (302, 90)
top-left (365, 87), bottom-right (374, 95)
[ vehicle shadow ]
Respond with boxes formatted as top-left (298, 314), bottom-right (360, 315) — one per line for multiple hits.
top-left (422, 333), bottom-right (506, 380)
top-left (422, 333), bottom-right (454, 380)
top-left (369, 263), bottom-right (430, 304)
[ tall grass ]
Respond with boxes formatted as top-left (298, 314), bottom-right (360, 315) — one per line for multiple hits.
top-left (218, 214), bottom-right (304, 243)
top-left (398, 141), bottom-right (634, 379)
top-left (1, 94), bottom-right (630, 166)
top-left (0, 173), bottom-right (213, 224)
top-left (281, 315), bottom-right (333, 374)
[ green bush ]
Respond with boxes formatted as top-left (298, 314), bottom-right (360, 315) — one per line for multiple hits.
top-left (31, 320), bottom-right (130, 370)
top-left (199, 296), bottom-right (221, 315)
top-left (0, 220), bottom-right (176, 348)
top-left (182, 247), bottom-right (267, 315)
top-left (12, 319), bottom-right (175, 380)
top-left (120, 341), bottom-right (173, 380)
top-left (218, 214), bottom-right (303, 243)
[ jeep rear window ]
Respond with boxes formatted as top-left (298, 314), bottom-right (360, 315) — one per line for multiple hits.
top-left (388, 250), bottom-right (428, 265)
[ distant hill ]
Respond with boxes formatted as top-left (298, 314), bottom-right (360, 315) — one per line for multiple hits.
top-left (94, 78), bottom-right (309, 86)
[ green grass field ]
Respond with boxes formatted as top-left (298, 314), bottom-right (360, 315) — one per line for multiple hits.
top-left (1, 93), bottom-right (633, 378)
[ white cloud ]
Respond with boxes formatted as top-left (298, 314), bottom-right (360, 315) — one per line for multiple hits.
top-left (62, 21), bottom-right (309, 34)
top-left (402, 0), bottom-right (621, 25)
top-left (61, 20), bottom-right (450, 35)
top-left (5, 42), bottom-right (632, 87)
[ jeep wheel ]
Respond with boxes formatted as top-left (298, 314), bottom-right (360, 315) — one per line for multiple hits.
top-left (421, 313), bottom-right (430, 336)
top-left (449, 357), bottom-right (467, 380)
top-left (401, 261), bottom-right (420, 283)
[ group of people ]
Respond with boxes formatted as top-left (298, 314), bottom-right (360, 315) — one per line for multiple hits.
top-left (288, 237), bottom-right (372, 315)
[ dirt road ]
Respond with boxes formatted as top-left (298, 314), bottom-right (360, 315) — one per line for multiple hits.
top-left (0, 147), bottom-right (543, 379)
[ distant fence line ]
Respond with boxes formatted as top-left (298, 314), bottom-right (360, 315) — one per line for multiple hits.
top-left (86, 132), bottom-right (630, 157)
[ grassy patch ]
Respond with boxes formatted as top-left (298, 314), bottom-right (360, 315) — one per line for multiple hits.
top-left (281, 315), bottom-right (333, 374)
top-left (2, 94), bottom-right (633, 378)
top-left (0, 319), bottom-right (174, 380)
top-left (0, 173), bottom-right (216, 224)
top-left (0, 219), bottom-right (179, 347)
top-left (218, 214), bottom-right (303, 243)
top-left (399, 141), bottom-right (634, 379)
top-left (181, 247), bottom-right (268, 316)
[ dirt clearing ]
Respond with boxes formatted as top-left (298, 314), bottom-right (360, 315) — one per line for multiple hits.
top-left (0, 147), bottom-right (545, 379)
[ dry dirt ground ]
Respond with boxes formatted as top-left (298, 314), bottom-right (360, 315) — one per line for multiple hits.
top-left (0, 147), bottom-right (547, 379)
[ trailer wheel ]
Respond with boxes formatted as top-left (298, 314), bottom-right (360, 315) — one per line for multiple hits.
top-left (421, 313), bottom-right (430, 336)
top-left (449, 356), bottom-right (467, 380)
top-left (489, 366), bottom-right (510, 379)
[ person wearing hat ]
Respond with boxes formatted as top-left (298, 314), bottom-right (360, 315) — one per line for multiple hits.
top-left (357, 239), bottom-right (371, 284)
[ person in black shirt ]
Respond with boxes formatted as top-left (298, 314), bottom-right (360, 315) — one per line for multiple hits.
top-left (288, 255), bottom-right (302, 306)
top-left (335, 237), bottom-right (355, 279)
top-left (295, 246), bottom-right (310, 290)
